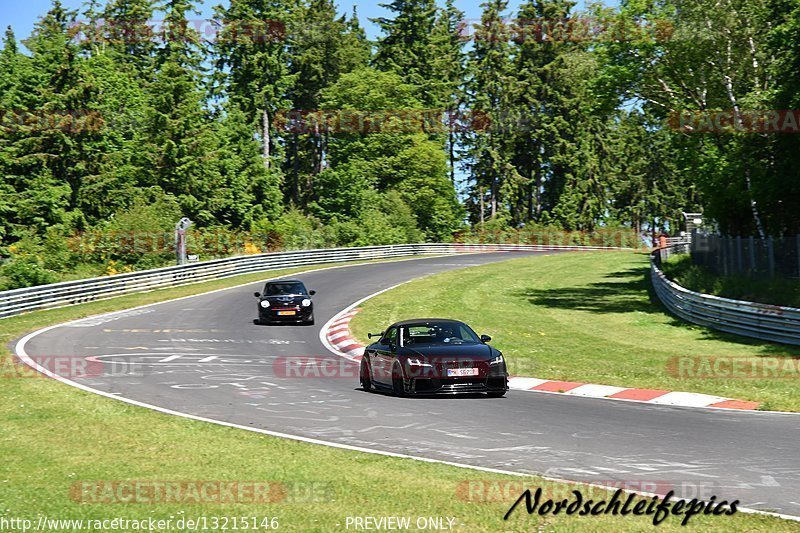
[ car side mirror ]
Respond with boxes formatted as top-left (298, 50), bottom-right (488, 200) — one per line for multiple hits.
top-left (480, 335), bottom-right (492, 343)
top-left (368, 332), bottom-right (383, 339)
top-left (254, 292), bottom-right (261, 298)
top-left (309, 290), bottom-right (316, 296)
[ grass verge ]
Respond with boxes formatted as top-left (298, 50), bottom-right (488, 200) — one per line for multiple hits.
top-left (350, 251), bottom-right (800, 412)
top-left (0, 254), bottom-right (795, 531)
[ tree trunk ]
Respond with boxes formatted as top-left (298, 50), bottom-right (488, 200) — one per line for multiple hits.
top-left (262, 109), bottom-right (270, 169)
top-left (292, 132), bottom-right (300, 205)
top-left (448, 129), bottom-right (456, 184)
top-left (534, 164), bottom-right (542, 218)
top-left (479, 185), bottom-right (485, 227)
top-left (490, 180), bottom-right (497, 219)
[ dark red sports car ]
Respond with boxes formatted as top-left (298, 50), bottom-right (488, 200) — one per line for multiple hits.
top-left (360, 319), bottom-right (508, 396)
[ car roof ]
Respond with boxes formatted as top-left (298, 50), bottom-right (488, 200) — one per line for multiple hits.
top-left (265, 279), bottom-right (305, 284)
top-left (389, 318), bottom-right (466, 328)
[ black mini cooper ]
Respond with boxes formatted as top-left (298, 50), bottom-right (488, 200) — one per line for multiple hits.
top-left (360, 319), bottom-right (508, 396)
top-left (254, 279), bottom-right (316, 325)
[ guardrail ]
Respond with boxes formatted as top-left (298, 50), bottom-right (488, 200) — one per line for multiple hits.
top-left (0, 242), bottom-right (623, 320)
top-left (651, 244), bottom-right (800, 346)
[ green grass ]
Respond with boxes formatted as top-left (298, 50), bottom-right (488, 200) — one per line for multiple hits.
top-left (350, 251), bottom-right (800, 412)
top-left (0, 254), bottom-right (795, 531)
top-left (662, 254), bottom-right (800, 308)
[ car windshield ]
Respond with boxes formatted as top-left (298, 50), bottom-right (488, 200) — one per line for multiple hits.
top-left (400, 322), bottom-right (481, 346)
top-left (264, 282), bottom-right (307, 296)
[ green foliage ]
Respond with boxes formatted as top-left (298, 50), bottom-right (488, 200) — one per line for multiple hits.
top-left (0, 257), bottom-right (58, 290)
top-left (3, 0), bottom-right (800, 288)
top-left (456, 223), bottom-right (641, 248)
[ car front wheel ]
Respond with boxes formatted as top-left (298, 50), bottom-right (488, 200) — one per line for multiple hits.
top-left (392, 363), bottom-right (406, 397)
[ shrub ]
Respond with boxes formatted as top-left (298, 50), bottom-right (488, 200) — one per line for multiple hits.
top-left (1, 257), bottom-right (58, 290)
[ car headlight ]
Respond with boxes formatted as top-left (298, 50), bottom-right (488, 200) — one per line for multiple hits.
top-left (489, 354), bottom-right (504, 365)
top-left (408, 358), bottom-right (433, 367)
top-left (259, 300), bottom-right (270, 308)
top-left (301, 298), bottom-right (311, 307)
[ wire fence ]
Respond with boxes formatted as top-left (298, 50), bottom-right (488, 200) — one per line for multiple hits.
top-left (690, 233), bottom-right (800, 278)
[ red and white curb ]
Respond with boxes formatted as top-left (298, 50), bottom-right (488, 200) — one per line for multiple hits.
top-left (321, 308), bottom-right (760, 411)
top-left (323, 308), bottom-right (366, 362)
top-left (505, 378), bottom-right (759, 410)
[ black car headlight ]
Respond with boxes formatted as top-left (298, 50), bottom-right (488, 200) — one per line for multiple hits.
top-left (301, 298), bottom-right (312, 307)
top-left (259, 300), bottom-right (270, 309)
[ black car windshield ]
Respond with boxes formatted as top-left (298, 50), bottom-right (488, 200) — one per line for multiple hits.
top-left (264, 282), bottom-right (307, 296)
top-left (400, 322), bottom-right (481, 346)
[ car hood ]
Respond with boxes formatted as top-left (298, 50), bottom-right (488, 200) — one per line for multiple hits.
top-left (401, 343), bottom-right (496, 360)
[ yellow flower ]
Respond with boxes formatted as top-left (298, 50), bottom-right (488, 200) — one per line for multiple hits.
top-left (243, 242), bottom-right (262, 255)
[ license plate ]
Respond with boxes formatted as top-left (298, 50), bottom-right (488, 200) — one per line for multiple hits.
top-left (447, 368), bottom-right (479, 377)
top-left (277, 311), bottom-right (296, 316)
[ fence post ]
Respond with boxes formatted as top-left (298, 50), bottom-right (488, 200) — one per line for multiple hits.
top-left (736, 236), bottom-right (743, 274)
top-left (767, 236), bottom-right (775, 277)
top-left (797, 235), bottom-right (800, 277)
top-left (721, 236), bottom-right (729, 276)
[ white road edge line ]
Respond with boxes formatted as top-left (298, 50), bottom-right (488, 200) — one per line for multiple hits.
top-left (12, 253), bottom-right (800, 523)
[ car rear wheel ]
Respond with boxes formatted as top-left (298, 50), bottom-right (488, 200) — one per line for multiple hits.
top-left (360, 359), bottom-right (372, 392)
top-left (392, 363), bottom-right (406, 397)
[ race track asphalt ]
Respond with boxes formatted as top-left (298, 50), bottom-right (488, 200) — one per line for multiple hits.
top-left (16, 252), bottom-right (800, 517)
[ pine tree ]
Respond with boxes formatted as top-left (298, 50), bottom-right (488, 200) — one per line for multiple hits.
top-left (508, 0), bottom-right (576, 223)
top-left (214, 103), bottom-right (283, 227)
top-left (284, 0), bottom-right (370, 206)
top-left (5, 2), bottom-right (102, 235)
top-left (463, 0), bottom-right (518, 225)
top-left (372, 0), bottom-right (439, 106)
top-left (99, 0), bottom-right (158, 72)
top-left (213, 0), bottom-right (297, 172)
top-left (139, 0), bottom-right (221, 224)
top-left (0, 26), bottom-right (24, 241)
top-left (428, 0), bottom-right (466, 184)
